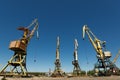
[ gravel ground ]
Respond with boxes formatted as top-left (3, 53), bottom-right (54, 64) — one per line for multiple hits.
top-left (1, 76), bottom-right (120, 80)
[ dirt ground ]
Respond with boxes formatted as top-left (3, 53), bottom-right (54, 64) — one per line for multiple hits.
top-left (0, 76), bottom-right (120, 80)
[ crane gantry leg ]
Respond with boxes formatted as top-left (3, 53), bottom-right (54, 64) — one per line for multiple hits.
top-left (94, 58), bottom-right (107, 76)
top-left (72, 60), bottom-right (81, 76)
top-left (0, 51), bottom-right (27, 76)
top-left (94, 57), bottom-right (117, 76)
top-left (51, 59), bottom-right (64, 77)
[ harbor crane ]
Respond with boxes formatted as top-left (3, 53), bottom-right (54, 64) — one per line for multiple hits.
top-left (82, 25), bottom-right (119, 76)
top-left (72, 39), bottom-right (81, 76)
top-left (51, 36), bottom-right (65, 77)
top-left (0, 18), bottom-right (39, 76)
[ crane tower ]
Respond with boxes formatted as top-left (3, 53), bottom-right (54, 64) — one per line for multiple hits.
top-left (51, 36), bottom-right (65, 77)
top-left (72, 39), bottom-right (81, 76)
top-left (0, 19), bottom-right (39, 76)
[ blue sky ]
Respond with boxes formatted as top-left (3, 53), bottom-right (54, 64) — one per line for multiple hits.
top-left (0, 0), bottom-right (120, 72)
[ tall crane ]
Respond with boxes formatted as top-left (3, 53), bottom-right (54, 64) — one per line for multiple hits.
top-left (0, 18), bottom-right (39, 76)
top-left (72, 39), bottom-right (81, 76)
top-left (82, 25), bottom-right (113, 76)
top-left (51, 36), bottom-right (65, 77)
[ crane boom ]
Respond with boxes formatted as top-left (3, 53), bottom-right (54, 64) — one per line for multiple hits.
top-left (56, 36), bottom-right (60, 59)
top-left (113, 50), bottom-right (120, 63)
top-left (28, 22), bottom-right (39, 42)
top-left (57, 36), bottom-right (60, 49)
top-left (74, 39), bottom-right (78, 60)
top-left (82, 25), bottom-right (104, 60)
top-left (18, 18), bottom-right (39, 45)
top-left (9, 18), bottom-right (39, 52)
top-left (75, 39), bottom-right (78, 50)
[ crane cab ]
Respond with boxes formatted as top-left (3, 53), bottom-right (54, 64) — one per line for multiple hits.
top-left (9, 40), bottom-right (26, 52)
top-left (96, 51), bottom-right (111, 59)
top-left (104, 51), bottom-right (111, 58)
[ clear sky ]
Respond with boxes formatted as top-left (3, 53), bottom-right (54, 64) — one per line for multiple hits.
top-left (0, 0), bottom-right (120, 72)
